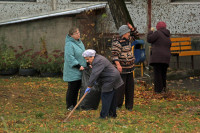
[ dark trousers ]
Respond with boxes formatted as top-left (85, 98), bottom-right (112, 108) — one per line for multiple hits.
top-left (153, 63), bottom-right (168, 93)
top-left (116, 73), bottom-right (134, 109)
top-left (66, 80), bottom-right (81, 108)
top-left (100, 89), bottom-right (117, 118)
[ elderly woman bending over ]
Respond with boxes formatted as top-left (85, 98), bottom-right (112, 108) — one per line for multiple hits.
top-left (82, 49), bottom-right (123, 119)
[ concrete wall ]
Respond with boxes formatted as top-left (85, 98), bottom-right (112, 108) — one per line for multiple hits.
top-left (96, 0), bottom-right (148, 34)
top-left (0, 10), bottom-right (99, 53)
top-left (0, 16), bottom-right (74, 52)
top-left (0, 0), bottom-right (95, 22)
top-left (151, 0), bottom-right (200, 35)
top-left (0, 0), bottom-right (199, 35)
top-left (0, 0), bottom-right (53, 21)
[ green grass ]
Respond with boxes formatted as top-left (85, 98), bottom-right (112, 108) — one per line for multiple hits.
top-left (0, 76), bottom-right (200, 132)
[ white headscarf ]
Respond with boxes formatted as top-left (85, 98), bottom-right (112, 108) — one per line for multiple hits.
top-left (82, 49), bottom-right (96, 57)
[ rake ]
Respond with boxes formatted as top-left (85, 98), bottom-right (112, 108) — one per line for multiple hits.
top-left (63, 92), bottom-right (88, 122)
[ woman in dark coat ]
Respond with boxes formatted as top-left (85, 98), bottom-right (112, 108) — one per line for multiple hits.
top-left (147, 21), bottom-right (171, 93)
top-left (82, 49), bottom-right (124, 119)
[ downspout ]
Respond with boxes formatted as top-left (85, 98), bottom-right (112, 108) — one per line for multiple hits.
top-left (147, 0), bottom-right (152, 31)
top-left (146, 0), bottom-right (152, 66)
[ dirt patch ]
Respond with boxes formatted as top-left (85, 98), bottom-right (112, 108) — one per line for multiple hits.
top-left (167, 76), bottom-right (200, 91)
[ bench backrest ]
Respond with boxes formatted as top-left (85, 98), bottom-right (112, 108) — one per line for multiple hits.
top-left (170, 37), bottom-right (191, 52)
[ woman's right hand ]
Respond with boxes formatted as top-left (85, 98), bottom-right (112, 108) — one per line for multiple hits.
top-left (151, 27), bottom-right (155, 31)
top-left (127, 22), bottom-right (134, 31)
top-left (116, 64), bottom-right (122, 73)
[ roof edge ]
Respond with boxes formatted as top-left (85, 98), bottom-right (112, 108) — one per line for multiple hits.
top-left (0, 3), bottom-right (106, 26)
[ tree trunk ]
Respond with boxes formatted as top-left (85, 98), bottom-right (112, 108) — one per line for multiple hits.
top-left (107, 0), bottom-right (134, 29)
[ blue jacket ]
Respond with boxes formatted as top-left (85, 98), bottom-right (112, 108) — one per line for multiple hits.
top-left (63, 35), bottom-right (86, 82)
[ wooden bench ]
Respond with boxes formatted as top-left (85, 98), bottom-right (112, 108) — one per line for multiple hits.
top-left (170, 37), bottom-right (200, 69)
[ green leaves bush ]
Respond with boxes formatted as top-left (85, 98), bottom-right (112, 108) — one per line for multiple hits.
top-left (0, 45), bottom-right (64, 74)
top-left (0, 46), bottom-right (18, 71)
top-left (33, 50), bottom-right (64, 73)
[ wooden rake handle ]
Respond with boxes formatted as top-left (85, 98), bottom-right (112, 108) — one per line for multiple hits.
top-left (63, 92), bottom-right (88, 122)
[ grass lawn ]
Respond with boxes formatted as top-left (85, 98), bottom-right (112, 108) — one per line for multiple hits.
top-left (0, 76), bottom-right (200, 132)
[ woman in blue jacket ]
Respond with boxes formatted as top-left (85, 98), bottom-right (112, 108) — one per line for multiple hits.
top-left (63, 27), bottom-right (87, 110)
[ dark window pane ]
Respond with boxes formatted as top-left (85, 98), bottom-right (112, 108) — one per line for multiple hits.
top-left (171, 0), bottom-right (200, 2)
top-left (0, 0), bottom-right (36, 2)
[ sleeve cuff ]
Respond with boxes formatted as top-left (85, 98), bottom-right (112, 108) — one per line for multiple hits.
top-left (73, 64), bottom-right (81, 69)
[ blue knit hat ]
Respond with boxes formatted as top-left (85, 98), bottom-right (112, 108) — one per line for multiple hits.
top-left (118, 25), bottom-right (131, 36)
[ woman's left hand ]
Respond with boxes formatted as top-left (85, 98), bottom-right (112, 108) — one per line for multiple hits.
top-left (79, 66), bottom-right (84, 70)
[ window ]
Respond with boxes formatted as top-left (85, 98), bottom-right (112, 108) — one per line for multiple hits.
top-left (171, 0), bottom-right (200, 2)
top-left (0, 0), bottom-right (36, 1)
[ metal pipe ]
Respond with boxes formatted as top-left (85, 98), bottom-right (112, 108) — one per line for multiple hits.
top-left (147, 0), bottom-right (152, 31)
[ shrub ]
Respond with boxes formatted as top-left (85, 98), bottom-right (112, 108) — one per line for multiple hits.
top-left (0, 46), bottom-right (18, 71)
top-left (16, 46), bottom-right (36, 69)
top-left (34, 50), bottom-right (64, 73)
